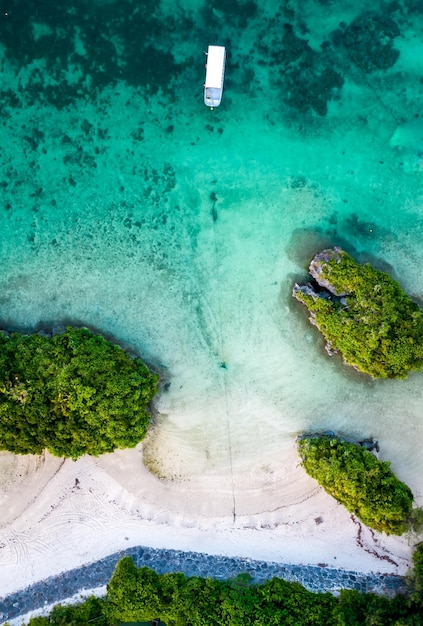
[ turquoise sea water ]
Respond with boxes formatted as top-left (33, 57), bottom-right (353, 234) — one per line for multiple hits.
top-left (0, 1), bottom-right (423, 504)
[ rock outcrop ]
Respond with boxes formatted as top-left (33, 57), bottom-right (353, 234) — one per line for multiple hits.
top-left (293, 247), bottom-right (349, 304)
top-left (308, 247), bottom-right (348, 296)
top-left (293, 248), bottom-right (348, 356)
top-left (291, 247), bottom-right (423, 379)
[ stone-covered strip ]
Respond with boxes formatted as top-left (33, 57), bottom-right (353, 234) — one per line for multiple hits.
top-left (0, 546), bottom-right (407, 623)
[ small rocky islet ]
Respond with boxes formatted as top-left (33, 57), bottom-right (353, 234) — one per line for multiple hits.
top-left (293, 247), bottom-right (423, 379)
top-left (297, 433), bottom-right (414, 536)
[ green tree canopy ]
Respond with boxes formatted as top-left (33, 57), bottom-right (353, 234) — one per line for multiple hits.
top-left (0, 327), bottom-right (158, 459)
top-left (298, 435), bottom-right (414, 535)
top-left (293, 249), bottom-right (423, 378)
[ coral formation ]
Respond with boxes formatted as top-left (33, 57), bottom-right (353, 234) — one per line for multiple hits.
top-left (341, 12), bottom-right (400, 73)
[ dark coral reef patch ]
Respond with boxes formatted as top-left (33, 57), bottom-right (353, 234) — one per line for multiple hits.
top-left (339, 12), bottom-right (400, 73)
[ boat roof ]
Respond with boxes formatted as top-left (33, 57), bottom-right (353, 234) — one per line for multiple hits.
top-left (205, 45), bottom-right (225, 88)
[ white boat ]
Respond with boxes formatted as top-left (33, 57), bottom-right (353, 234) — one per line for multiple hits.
top-left (204, 45), bottom-right (226, 109)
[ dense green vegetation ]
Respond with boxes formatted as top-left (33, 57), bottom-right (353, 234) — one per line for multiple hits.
top-left (293, 249), bottom-right (423, 378)
top-left (105, 559), bottom-right (336, 625)
top-left (19, 546), bottom-right (423, 625)
top-left (298, 435), bottom-right (414, 535)
top-left (21, 597), bottom-right (109, 625)
top-left (0, 327), bottom-right (158, 459)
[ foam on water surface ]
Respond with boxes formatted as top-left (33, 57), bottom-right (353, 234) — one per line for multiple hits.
top-left (0, 0), bottom-right (422, 520)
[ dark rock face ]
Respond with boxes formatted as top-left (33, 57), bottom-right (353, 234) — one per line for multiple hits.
top-left (359, 438), bottom-right (380, 454)
top-left (292, 247), bottom-right (348, 357)
top-left (342, 12), bottom-right (400, 73)
top-left (308, 247), bottom-right (347, 297)
top-left (292, 247), bottom-right (348, 303)
top-left (292, 282), bottom-right (320, 302)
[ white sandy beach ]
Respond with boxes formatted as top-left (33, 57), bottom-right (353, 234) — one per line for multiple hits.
top-left (0, 441), bottom-right (415, 605)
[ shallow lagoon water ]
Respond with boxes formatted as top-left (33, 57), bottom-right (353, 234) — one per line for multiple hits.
top-left (0, 0), bottom-right (423, 512)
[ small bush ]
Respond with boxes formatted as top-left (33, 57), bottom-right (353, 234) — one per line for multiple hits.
top-left (298, 435), bottom-right (414, 535)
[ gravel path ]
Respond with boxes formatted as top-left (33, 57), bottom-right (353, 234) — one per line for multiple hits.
top-left (0, 545), bottom-right (407, 623)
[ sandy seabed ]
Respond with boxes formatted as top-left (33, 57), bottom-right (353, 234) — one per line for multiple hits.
top-left (1, 0), bottom-right (423, 611)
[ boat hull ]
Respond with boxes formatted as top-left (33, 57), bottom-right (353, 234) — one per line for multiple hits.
top-left (204, 46), bottom-right (226, 108)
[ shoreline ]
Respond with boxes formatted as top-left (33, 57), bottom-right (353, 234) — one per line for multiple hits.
top-left (0, 4), bottom-right (422, 624)
top-left (0, 450), bottom-right (413, 605)
top-left (0, 545), bottom-right (408, 625)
